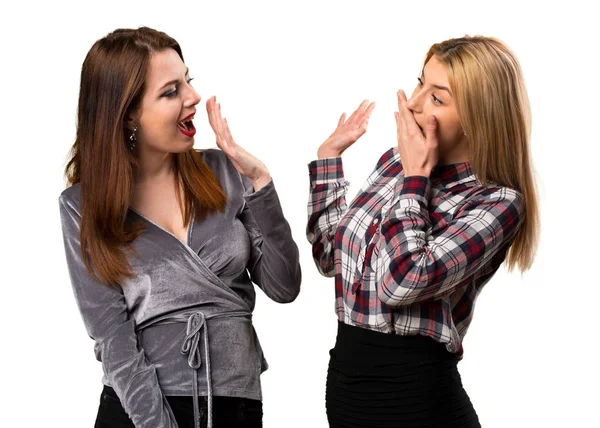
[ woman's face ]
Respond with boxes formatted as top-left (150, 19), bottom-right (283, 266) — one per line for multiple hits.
top-left (129, 48), bottom-right (200, 155)
top-left (407, 56), bottom-right (468, 165)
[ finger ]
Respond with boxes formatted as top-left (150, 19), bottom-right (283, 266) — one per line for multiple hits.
top-left (396, 91), bottom-right (406, 137)
top-left (346, 99), bottom-right (369, 125)
top-left (214, 101), bottom-right (227, 139)
top-left (206, 97), bottom-right (220, 136)
top-left (397, 90), bottom-right (421, 137)
top-left (337, 113), bottom-right (347, 127)
top-left (357, 102), bottom-right (376, 134)
top-left (394, 111), bottom-right (403, 141)
top-left (206, 97), bottom-right (220, 130)
top-left (222, 118), bottom-right (238, 151)
top-left (360, 101), bottom-right (376, 126)
top-left (425, 115), bottom-right (438, 148)
top-left (208, 98), bottom-right (228, 149)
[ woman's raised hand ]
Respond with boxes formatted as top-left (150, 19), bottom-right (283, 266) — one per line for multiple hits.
top-left (206, 96), bottom-right (271, 190)
top-left (317, 100), bottom-right (376, 159)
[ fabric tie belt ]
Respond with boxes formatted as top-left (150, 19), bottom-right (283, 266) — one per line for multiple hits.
top-left (139, 310), bottom-right (251, 428)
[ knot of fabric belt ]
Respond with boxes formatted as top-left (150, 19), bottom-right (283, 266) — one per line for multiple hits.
top-left (180, 311), bottom-right (213, 428)
top-left (181, 312), bottom-right (206, 370)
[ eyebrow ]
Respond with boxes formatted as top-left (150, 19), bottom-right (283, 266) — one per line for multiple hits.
top-left (158, 68), bottom-right (190, 91)
top-left (420, 72), bottom-right (452, 96)
top-left (432, 84), bottom-right (452, 95)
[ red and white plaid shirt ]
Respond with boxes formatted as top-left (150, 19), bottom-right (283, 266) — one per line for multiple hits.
top-left (307, 148), bottom-right (524, 357)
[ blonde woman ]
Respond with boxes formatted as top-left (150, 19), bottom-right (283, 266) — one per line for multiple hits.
top-left (307, 36), bottom-right (539, 427)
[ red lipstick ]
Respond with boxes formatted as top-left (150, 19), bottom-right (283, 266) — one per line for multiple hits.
top-left (177, 112), bottom-right (196, 137)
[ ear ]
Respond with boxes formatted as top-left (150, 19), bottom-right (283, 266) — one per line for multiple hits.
top-left (124, 108), bottom-right (140, 130)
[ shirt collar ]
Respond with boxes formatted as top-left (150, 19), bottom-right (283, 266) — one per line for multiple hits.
top-left (388, 147), bottom-right (475, 185)
top-left (431, 161), bottom-right (474, 184)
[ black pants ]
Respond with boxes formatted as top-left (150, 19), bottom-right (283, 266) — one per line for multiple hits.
top-left (95, 385), bottom-right (262, 428)
top-left (326, 321), bottom-right (481, 428)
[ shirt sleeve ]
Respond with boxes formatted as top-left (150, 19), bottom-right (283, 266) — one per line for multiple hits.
top-left (239, 178), bottom-right (302, 303)
top-left (375, 175), bottom-right (524, 307)
top-left (306, 157), bottom-right (349, 277)
top-left (59, 195), bottom-right (178, 428)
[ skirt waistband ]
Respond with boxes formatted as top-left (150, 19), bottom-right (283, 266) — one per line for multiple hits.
top-left (332, 321), bottom-right (456, 367)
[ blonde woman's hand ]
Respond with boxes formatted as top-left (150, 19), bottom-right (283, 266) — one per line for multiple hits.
top-left (317, 99), bottom-right (376, 159)
top-left (206, 96), bottom-right (271, 190)
top-left (395, 90), bottom-right (438, 177)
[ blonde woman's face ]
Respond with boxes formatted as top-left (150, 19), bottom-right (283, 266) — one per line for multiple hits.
top-left (407, 56), bottom-right (469, 165)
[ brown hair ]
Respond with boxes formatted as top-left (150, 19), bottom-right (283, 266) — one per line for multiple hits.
top-left (65, 27), bottom-right (227, 286)
top-left (424, 36), bottom-right (539, 272)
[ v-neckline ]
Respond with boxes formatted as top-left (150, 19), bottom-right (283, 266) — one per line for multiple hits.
top-left (128, 204), bottom-right (250, 310)
top-left (129, 206), bottom-right (195, 248)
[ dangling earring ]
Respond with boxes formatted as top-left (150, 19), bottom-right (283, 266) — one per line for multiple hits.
top-left (129, 126), bottom-right (138, 151)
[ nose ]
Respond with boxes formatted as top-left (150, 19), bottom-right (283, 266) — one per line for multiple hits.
top-left (406, 88), bottom-right (423, 114)
top-left (184, 85), bottom-right (201, 108)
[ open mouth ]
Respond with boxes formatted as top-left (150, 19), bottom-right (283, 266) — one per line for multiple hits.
top-left (177, 114), bottom-right (196, 137)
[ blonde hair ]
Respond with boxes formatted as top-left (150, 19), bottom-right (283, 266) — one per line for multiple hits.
top-left (425, 36), bottom-right (539, 272)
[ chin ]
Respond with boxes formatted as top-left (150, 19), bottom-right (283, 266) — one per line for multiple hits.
top-left (174, 139), bottom-right (195, 153)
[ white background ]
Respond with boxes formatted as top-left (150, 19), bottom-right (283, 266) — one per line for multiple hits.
top-left (1, 1), bottom-right (599, 427)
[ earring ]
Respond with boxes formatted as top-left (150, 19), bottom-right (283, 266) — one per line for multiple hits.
top-left (129, 126), bottom-right (137, 151)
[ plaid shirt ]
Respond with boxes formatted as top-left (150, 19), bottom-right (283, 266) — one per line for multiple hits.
top-left (307, 148), bottom-right (524, 357)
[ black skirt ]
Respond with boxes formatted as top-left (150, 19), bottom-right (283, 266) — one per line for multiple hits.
top-left (326, 321), bottom-right (481, 428)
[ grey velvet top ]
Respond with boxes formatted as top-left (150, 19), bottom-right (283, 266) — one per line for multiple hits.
top-left (59, 149), bottom-right (301, 428)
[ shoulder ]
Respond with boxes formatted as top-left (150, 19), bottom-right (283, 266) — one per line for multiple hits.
top-left (58, 183), bottom-right (82, 214)
top-left (478, 184), bottom-right (523, 205)
top-left (375, 147), bottom-right (399, 171)
top-left (197, 149), bottom-right (238, 177)
top-left (197, 147), bottom-right (227, 164)
top-left (467, 184), bottom-right (525, 221)
top-left (195, 148), bottom-right (249, 193)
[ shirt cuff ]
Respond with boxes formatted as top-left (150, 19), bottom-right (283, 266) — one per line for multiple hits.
top-left (244, 178), bottom-right (274, 201)
top-left (308, 157), bottom-right (345, 185)
top-left (397, 175), bottom-right (430, 203)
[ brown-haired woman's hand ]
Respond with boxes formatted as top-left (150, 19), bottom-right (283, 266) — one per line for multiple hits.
top-left (395, 90), bottom-right (439, 177)
top-left (317, 100), bottom-right (376, 159)
top-left (206, 96), bottom-right (271, 191)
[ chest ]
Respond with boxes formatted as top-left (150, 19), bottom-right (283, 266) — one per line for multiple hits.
top-left (128, 179), bottom-right (251, 283)
top-left (339, 171), bottom-right (473, 252)
top-left (131, 182), bottom-right (189, 244)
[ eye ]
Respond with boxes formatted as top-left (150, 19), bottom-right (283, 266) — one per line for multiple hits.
top-left (432, 94), bottom-right (443, 105)
top-left (187, 77), bottom-right (195, 85)
top-left (417, 77), bottom-right (424, 86)
top-left (162, 88), bottom-right (178, 98)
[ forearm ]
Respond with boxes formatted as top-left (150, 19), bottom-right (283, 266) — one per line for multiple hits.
top-left (375, 180), bottom-right (524, 307)
top-left (244, 180), bottom-right (301, 303)
top-left (307, 157), bottom-right (348, 277)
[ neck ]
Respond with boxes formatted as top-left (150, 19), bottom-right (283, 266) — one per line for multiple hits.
top-left (437, 152), bottom-right (469, 165)
top-left (438, 138), bottom-right (469, 165)
top-left (134, 147), bottom-right (176, 183)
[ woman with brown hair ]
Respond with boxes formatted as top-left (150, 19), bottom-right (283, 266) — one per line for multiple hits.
top-left (307, 36), bottom-right (539, 427)
top-left (59, 27), bottom-right (301, 428)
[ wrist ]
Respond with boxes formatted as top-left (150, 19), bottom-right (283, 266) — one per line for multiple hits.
top-left (317, 147), bottom-right (341, 159)
top-left (251, 171), bottom-right (271, 191)
top-left (403, 169), bottom-right (431, 178)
